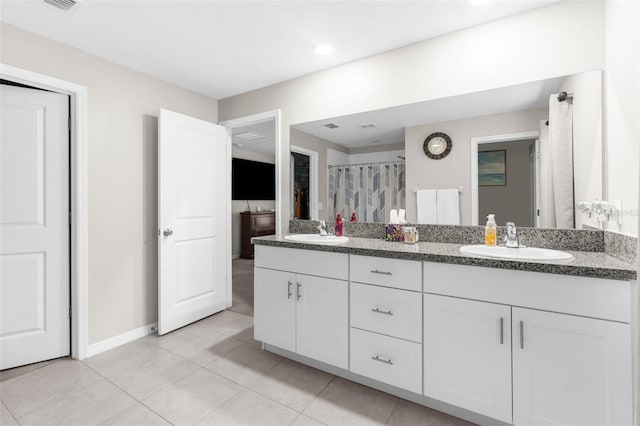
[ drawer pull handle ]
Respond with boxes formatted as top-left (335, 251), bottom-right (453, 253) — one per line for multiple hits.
top-left (519, 320), bottom-right (524, 349)
top-left (371, 355), bottom-right (394, 365)
top-left (370, 270), bottom-right (392, 276)
top-left (371, 307), bottom-right (393, 316)
top-left (287, 281), bottom-right (293, 299)
top-left (297, 283), bottom-right (302, 300)
top-left (500, 317), bottom-right (504, 345)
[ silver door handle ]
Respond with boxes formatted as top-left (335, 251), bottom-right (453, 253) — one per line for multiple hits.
top-left (296, 283), bottom-right (302, 300)
top-left (500, 317), bottom-right (504, 345)
top-left (519, 320), bottom-right (524, 349)
top-left (371, 307), bottom-right (393, 316)
top-left (163, 229), bottom-right (173, 237)
top-left (371, 355), bottom-right (393, 365)
top-left (287, 281), bottom-right (293, 299)
top-left (370, 270), bottom-right (392, 275)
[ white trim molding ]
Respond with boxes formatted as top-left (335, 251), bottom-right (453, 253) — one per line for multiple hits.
top-left (470, 131), bottom-right (539, 226)
top-left (0, 63), bottom-right (90, 360)
top-left (290, 145), bottom-right (319, 220)
top-left (86, 323), bottom-right (158, 358)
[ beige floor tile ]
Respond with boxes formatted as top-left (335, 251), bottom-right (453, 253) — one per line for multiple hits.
top-left (0, 357), bottom-right (66, 383)
top-left (0, 359), bottom-right (102, 418)
top-left (196, 390), bottom-right (298, 426)
top-left (107, 352), bottom-right (199, 400)
top-left (205, 339), bottom-right (282, 387)
top-left (386, 400), bottom-right (476, 426)
top-left (83, 338), bottom-right (171, 378)
top-left (1, 401), bottom-right (18, 426)
top-left (17, 379), bottom-right (136, 426)
top-left (99, 403), bottom-right (171, 426)
top-left (144, 368), bottom-right (241, 426)
top-left (197, 310), bottom-right (254, 339)
top-left (290, 414), bottom-right (327, 426)
top-left (151, 324), bottom-right (244, 366)
top-left (303, 378), bottom-right (397, 426)
top-left (252, 359), bottom-right (334, 412)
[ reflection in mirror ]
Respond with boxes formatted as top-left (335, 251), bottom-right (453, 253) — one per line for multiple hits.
top-left (290, 70), bottom-right (602, 229)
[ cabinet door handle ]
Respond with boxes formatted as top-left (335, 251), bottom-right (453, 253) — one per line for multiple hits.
top-left (519, 320), bottom-right (524, 349)
top-left (500, 317), bottom-right (504, 345)
top-left (296, 282), bottom-right (302, 300)
top-left (371, 355), bottom-right (394, 365)
top-left (370, 270), bottom-right (392, 276)
top-left (371, 307), bottom-right (393, 316)
top-left (287, 281), bottom-right (293, 299)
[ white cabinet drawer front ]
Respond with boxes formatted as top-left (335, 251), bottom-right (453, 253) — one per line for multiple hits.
top-left (255, 245), bottom-right (348, 280)
top-left (351, 283), bottom-right (422, 343)
top-left (423, 262), bottom-right (631, 323)
top-left (351, 255), bottom-right (421, 291)
top-left (350, 328), bottom-right (422, 394)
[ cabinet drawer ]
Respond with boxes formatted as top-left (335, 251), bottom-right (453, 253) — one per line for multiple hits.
top-left (255, 245), bottom-right (348, 280)
top-left (350, 255), bottom-right (421, 291)
top-left (351, 283), bottom-right (422, 343)
top-left (350, 328), bottom-right (422, 394)
top-left (423, 262), bottom-right (631, 323)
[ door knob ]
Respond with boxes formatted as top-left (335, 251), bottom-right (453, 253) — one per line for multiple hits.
top-left (163, 229), bottom-right (174, 237)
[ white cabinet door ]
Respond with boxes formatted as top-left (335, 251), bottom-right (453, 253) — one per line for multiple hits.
top-left (296, 275), bottom-right (348, 369)
top-left (254, 267), bottom-right (296, 353)
top-left (424, 294), bottom-right (512, 423)
top-left (512, 308), bottom-right (632, 426)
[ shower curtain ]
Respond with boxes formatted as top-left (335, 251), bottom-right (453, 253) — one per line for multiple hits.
top-left (539, 94), bottom-right (574, 228)
top-left (328, 162), bottom-right (405, 223)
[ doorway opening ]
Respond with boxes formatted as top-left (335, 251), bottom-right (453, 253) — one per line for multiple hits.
top-left (292, 152), bottom-right (311, 220)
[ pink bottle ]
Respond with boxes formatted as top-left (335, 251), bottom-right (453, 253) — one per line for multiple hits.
top-left (334, 213), bottom-right (343, 236)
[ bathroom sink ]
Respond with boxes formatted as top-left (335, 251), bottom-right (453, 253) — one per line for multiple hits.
top-left (284, 234), bottom-right (349, 244)
top-left (459, 245), bottom-right (574, 261)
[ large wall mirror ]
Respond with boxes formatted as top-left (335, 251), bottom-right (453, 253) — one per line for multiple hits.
top-left (289, 70), bottom-right (603, 230)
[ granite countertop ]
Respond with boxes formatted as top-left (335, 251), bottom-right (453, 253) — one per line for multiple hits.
top-left (253, 235), bottom-right (637, 281)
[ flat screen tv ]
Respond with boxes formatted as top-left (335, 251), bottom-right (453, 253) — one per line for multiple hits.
top-left (232, 158), bottom-right (276, 200)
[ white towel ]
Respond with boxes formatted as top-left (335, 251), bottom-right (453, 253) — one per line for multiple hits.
top-left (416, 189), bottom-right (437, 224)
top-left (436, 189), bottom-right (460, 225)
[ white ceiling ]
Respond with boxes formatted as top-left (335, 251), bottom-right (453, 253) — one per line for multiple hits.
top-left (292, 76), bottom-right (563, 149)
top-left (1, 0), bottom-right (558, 100)
top-left (231, 119), bottom-right (276, 156)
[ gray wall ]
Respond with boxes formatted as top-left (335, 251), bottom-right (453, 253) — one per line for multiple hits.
top-left (478, 140), bottom-right (535, 227)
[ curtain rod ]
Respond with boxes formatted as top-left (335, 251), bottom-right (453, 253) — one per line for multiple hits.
top-left (328, 160), bottom-right (405, 168)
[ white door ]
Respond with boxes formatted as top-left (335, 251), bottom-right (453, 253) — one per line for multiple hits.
top-left (158, 109), bottom-right (230, 335)
top-left (423, 294), bottom-right (512, 423)
top-left (512, 307), bottom-right (632, 426)
top-left (254, 267), bottom-right (296, 352)
top-left (296, 275), bottom-right (348, 369)
top-left (0, 85), bottom-right (70, 369)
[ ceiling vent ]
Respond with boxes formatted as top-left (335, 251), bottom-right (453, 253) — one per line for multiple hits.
top-left (323, 123), bottom-right (340, 129)
top-left (234, 131), bottom-right (266, 141)
top-left (44, 0), bottom-right (77, 11)
top-left (360, 123), bottom-right (376, 128)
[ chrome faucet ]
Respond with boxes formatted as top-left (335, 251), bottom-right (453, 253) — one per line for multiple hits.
top-left (318, 220), bottom-right (329, 236)
top-left (505, 222), bottom-right (519, 248)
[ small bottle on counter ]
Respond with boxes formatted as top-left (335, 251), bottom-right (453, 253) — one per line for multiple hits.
top-left (350, 211), bottom-right (357, 222)
top-left (334, 213), bottom-right (343, 236)
top-left (485, 214), bottom-right (497, 246)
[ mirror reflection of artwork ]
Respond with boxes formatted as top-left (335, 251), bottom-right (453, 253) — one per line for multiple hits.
top-left (478, 150), bottom-right (506, 186)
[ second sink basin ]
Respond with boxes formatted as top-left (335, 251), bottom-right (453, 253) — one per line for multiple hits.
top-left (284, 234), bottom-right (349, 244)
top-left (459, 245), bottom-right (574, 261)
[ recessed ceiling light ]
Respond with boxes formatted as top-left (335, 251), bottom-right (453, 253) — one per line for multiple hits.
top-left (323, 123), bottom-right (340, 129)
top-left (315, 44), bottom-right (333, 55)
top-left (360, 123), bottom-right (376, 129)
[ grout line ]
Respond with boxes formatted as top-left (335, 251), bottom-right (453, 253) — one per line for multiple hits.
top-left (296, 375), bottom-right (337, 421)
top-left (1, 400), bottom-right (20, 425)
top-left (383, 399), bottom-right (400, 425)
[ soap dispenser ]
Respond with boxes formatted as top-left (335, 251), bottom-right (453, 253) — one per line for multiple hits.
top-left (334, 213), bottom-right (343, 236)
top-left (485, 214), bottom-right (497, 246)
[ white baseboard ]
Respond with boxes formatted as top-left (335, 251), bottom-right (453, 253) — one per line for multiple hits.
top-left (232, 253), bottom-right (240, 260)
top-left (86, 322), bottom-right (158, 358)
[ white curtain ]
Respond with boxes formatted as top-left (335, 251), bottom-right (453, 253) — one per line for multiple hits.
top-left (328, 162), bottom-right (405, 222)
top-left (539, 95), bottom-right (574, 228)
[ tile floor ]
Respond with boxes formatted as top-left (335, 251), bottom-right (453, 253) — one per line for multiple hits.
top-left (0, 260), bottom-right (474, 426)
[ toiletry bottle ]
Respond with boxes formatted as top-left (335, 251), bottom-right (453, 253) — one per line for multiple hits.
top-left (335, 213), bottom-right (343, 236)
top-left (350, 211), bottom-right (357, 222)
top-left (485, 214), bottom-right (497, 246)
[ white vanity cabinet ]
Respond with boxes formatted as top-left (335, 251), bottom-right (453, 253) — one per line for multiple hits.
top-left (349, 255), bottom-right (423, 393)
top-left (423, 261), bottom-right (633, 426)
top-left (254, 246), bottom-right (349, 369)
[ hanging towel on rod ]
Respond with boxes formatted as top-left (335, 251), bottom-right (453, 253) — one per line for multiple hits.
top-left (436, 189), bottom-right (460, 225)
top-left (416, 189), bottom-right (437, 224)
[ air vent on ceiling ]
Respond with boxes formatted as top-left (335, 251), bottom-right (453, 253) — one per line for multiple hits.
top-left (234, 131), bottom-right (266, 141)
top-left (360, 123), bottom-right (376, 128)
top-left (44, 0), bottom-right (77, 11)
top-left (323, 123), bottom-right (340, 129)
top-left (370, 139), bottom-right (382, 144)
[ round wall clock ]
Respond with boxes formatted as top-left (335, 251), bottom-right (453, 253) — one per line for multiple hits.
top-left (423, 132), bottom-right (452, 160)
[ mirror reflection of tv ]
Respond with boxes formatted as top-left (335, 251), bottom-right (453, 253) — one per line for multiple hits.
top-left (232, 158), bottom-right (276, 200)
